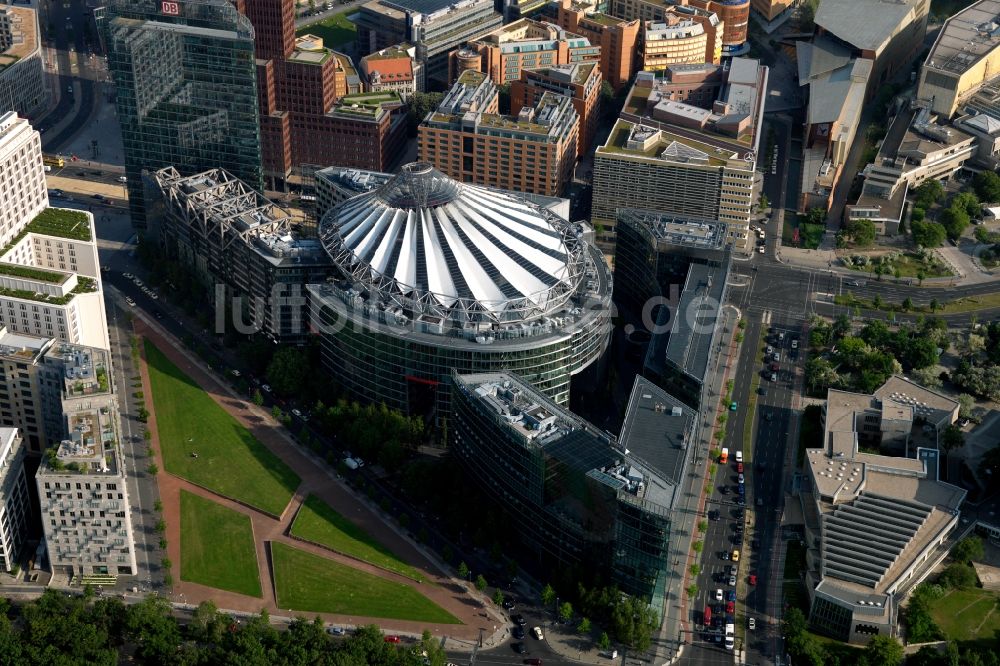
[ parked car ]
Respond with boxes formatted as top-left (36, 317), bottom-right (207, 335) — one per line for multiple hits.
top-left (503, 599), bottom-right (516, 611)
top-left (326, 626), bottom-right (345, 636)
top-left (532, 626), bottom-right (544, 640)
top-left (512, 642), bottom-right (527, 654)
top-left (726, 601), bottom-right (735, 614)
top-left (524, 659), bottom-right (542, 666)
top-left (749, 574), bottom-right (757, 585)
top-left (512, 614), bottom-right (526, 626)
top-left (512, 626), bottom-right (524, 640)
top-left (124, 297), bottom-right (135, 306)
top-left (122, 272), bottom-right (133, 279)
top-left (726, 590), bottom-right (737, 602)
top-left (715, 588), bottom-right (724, 601)
top-left (262, 384), bottom-right (272, 393)
top-left (728, 575), bottom-right (737, 587)
top-left (749, 618), bottom-right (756, 631)
top-left (384, 636), bottom-right (401, 643)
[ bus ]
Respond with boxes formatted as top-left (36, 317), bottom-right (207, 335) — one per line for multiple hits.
top-left (43, 155), bottom-right (64, 168)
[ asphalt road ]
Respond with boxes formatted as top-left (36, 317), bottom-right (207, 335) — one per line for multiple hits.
top-left (38, 0), bottom-right (100, 154)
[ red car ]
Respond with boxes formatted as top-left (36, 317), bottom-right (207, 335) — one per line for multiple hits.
top-left (384, 636), bottom-right (401, 644)
top-left (749, 574), bottom-right (758, 586)
top-left (726, 601), bottom-right (735, 614)
top-left (524, 659), bottom-right (543, 666)
top-left (737, 462), bottom-right (744, 474)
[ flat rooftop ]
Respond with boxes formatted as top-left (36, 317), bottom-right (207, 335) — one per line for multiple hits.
top-left (874, 375), bottom-right (959, 423)
top-left (618, 376), bottom-right (697, 505)
top-left (0, 6), bottom-right (40, 67)
top-left (456, 372), bottom-right (688, 511)
top-left (617, 209), bottom-right (727, 249)
top-left (598, 119), bottom-right (733, 167)
top-left (0, 325), bottom-right (49, 360)
top-left (924, 0), bottom-right (1000, 78)
top-left (662, 260), bottom-right (729, 381)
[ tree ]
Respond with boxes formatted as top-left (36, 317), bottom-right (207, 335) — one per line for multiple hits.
top-left (408, 91), bottom-right (444, 134)
top-left (805, 356), bottom-right (839, 392)
top-left (940, 206), bottom-right (970, 240)
top-left (941, 424), bottom-right (965, 451)
top-left (577, 617), bottom-right (592, 634)
top-left (912, 220), bottom-right (947, 247)
top-left (492, 588), bottom-right (505, 607)
top-left (474, 574), bottom-right (488, 592)
top-left (953, 191), bottom-right (981, 217)
top-left (939, 562), bottom-right (977, 589)
top-left (124, 595), bottom-right (182, 664)
top-left (912, 366), bottom-right (943, 388)
top-left (457, 561), bottom-right (469, 580)
top-left (758, 193), bottom-right (770, 211)
top-left (805, 207), bottom-right (826, 226)
top-left (252, 389), bottom-right (264, 406)
top-left (265, 347), bottom-right (309, 397)
top-left (973, 170), bottom-right (1000, 202)
top-left (957, 393), bottom-right (975, 419)
top-left (865, 635), bottom-right (904, 666)
top-left (692, 540), bottom-right (704, 552)
top-left (951, 536), bottom-right (985, 564)
top-left (913, 179), bottom-right (945, 209)
top-left (697, 520), bottom-right (708, 533)
top-left (841, 218), bottom-right (877, 247)
top-left (598, 631), bottom-right (611, 651)
top-left (930, 298), bottom-right (939, 312)
top-left (902, 297), bottom-right (913, 311)
top-left (559, 601), bottom-right (574, 623)
top-left (541, 583), bottom-right (556, 607)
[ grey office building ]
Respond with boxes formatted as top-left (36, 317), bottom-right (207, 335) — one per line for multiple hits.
top-left (101, 0), bottom-right (263, 229)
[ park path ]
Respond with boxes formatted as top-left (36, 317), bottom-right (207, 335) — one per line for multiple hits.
top-left (133, 318), bottom-right (503, 641)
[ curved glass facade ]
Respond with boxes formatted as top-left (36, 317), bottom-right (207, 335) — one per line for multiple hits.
top-left (307, 281), bottom-right (612, 419)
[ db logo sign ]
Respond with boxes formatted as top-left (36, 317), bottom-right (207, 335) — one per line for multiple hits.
top-left (161, 1), bottom-right (180, 15)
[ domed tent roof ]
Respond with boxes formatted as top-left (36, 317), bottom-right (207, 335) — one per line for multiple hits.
top-left (319, 163), bottom-right (585, 323)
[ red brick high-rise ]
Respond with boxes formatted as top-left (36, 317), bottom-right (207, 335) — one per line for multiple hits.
top-left (238, 0), bottom-right (406, 185)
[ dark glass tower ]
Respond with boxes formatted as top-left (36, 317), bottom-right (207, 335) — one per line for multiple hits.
top-left (101, 0), bottom-right (263, 229)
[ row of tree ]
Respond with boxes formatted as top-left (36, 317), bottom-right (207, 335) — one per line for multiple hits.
top-left (0, 591), bottom-right (448, 666)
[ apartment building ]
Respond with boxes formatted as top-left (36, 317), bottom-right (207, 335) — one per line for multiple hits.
top-left (640, 5), bottom-right (723, 71)
top-left (354, 0), bottom-right (503, 89)
top-left (0, 428), bottom-right (30, 572)
top-left (360, 43), bottom-right (424, 100)
top-left (0, 326), bottom-right (113, 453)
top-left (608, 0), bottom-right (749, 55)
top-left (556, 0), bottom-right (640, 90)
top-left (0, 7), bottom-right (48, 119)
top-left (37, 413), bottom-right (137, 578)
top-left (0, 112), bottom-right (46, 249)
top-left (592, 59), bottom-right (767, 250)
top-left (918, 0), bottom-right (1000, 118)
top-left (152, 167), bottom-right (332, 343)
top-left (418, 70), bottom-right (580, 196)
top-left (0, 113), bottom-right (108, 350)
top-left (296, 90), bottom-right (408, 172)
top-left (448, 18), bottom-right (600, 86)
top-left (511, 61), bottom-right (602, 154)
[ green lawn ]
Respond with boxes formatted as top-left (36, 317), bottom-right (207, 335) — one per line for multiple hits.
top-left (930, 588), bottom-right (1000, 649)
top-left (296, 10), bottom-right (357, 47)
top-left (290, 494), bottom-right (426, 582)
top-left (180, 491), bottom-right (262, 597)
top-left (782, 214), bottom-right (824, 250)
top-left (143, 340), bottom-right (300, 516)
top-left (270, 542), bottom-right (460, 624)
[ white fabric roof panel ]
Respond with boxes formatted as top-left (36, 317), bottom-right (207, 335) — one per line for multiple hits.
top-left (319, 163), bottom-right (582, 322)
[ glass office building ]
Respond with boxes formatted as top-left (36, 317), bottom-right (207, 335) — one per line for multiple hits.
top-left (101, 0), bottom-right (263, 229)
top-left (451, 372), bottom-right (695, 610)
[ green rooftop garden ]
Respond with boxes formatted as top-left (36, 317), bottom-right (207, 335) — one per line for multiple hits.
top-left (0, 263), bottom-right (68, 284)
top-left (0, 275), bottom-right (96, 307)
top-left (28, 208), bottom-right (92, 241)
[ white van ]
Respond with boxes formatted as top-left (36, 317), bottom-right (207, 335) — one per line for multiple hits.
top-left (724, 624), bottom-right (735, 650)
